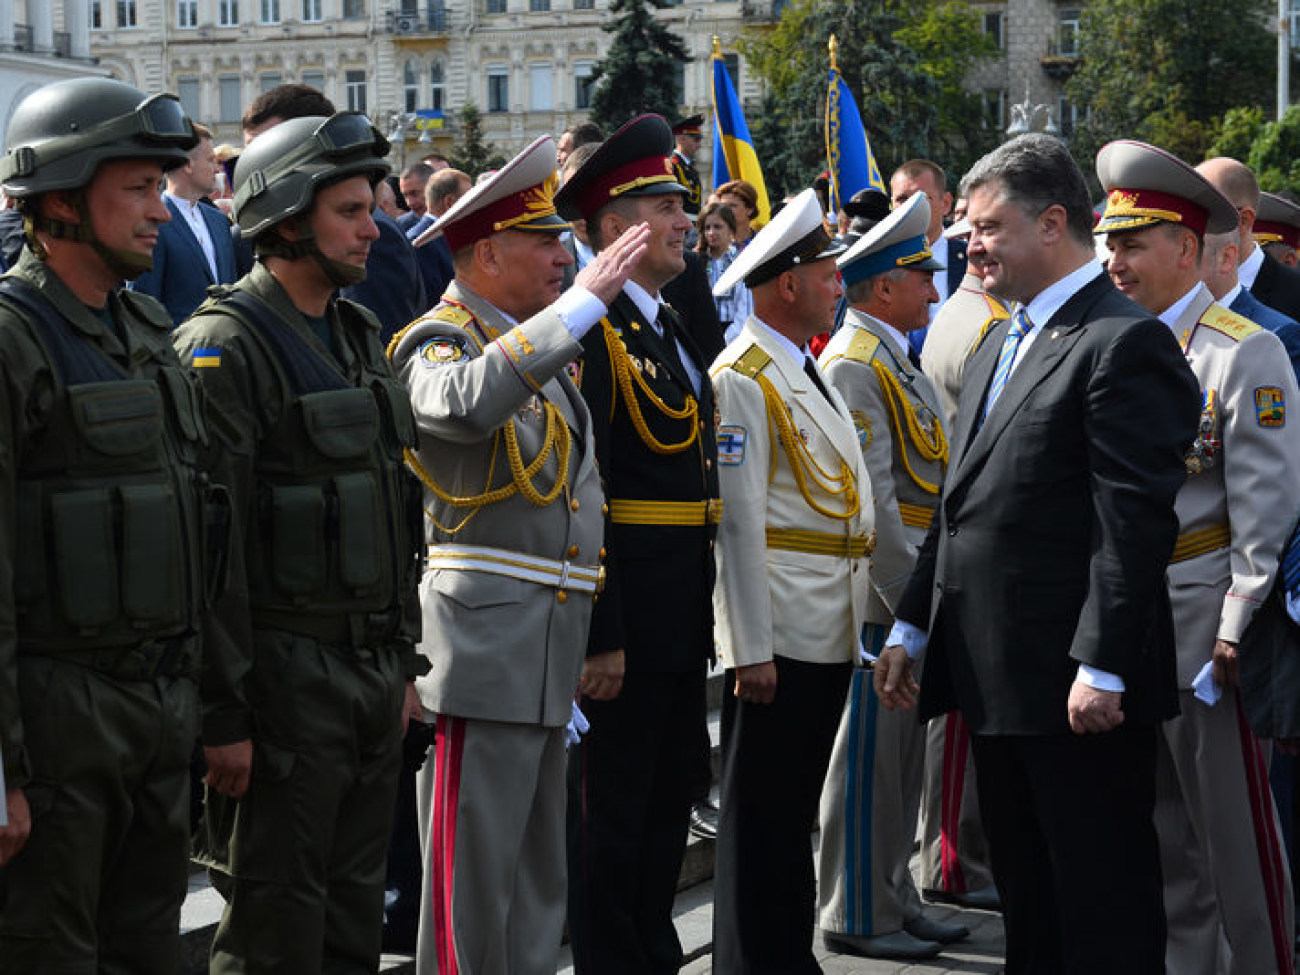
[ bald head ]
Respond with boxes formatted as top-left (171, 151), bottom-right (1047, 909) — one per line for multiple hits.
top-left (1196, 157), bottom-right (1258, 260)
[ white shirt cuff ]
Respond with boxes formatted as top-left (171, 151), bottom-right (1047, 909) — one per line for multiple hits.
top-left (554, 286), bottom-right (605, 340)
top-left (1076, 663), bottom-right (1126, 693)
top-left (886, 619), bottom-right (928, 660)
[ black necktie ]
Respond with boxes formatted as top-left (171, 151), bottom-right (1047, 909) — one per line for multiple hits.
top-left (804, 356), bottom-right (834, 405)
top-left (656, 305), bottom-right (687, 377)
top-left (908, 345), bottom-right (923, 371)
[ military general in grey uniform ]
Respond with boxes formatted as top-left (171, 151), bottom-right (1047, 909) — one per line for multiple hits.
top-left (387, 136), bottom-right (650, 975)
top-left (816, 192), bottom-right (969, 961)
top-left (1098, 139), bottom-right (1300, 975)
top-left (174, 113), bottom-right (426, 975)
top-left (0, 78), bottom-right (218, 975)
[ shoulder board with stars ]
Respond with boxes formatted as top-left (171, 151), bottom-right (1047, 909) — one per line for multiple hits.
top-left (1199, 305), bottom-right (1261, 342)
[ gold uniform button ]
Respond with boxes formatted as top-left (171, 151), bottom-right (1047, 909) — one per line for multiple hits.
top-left (599, 547), bottom-right (607, 560)
top-left (571, 499), bottom-right (581, 512)
top-left (601, 503), bottom-right (609, 515)
top-left (556, 590), bottom-right (568, 604)
top-left (568, 545), bottom-right (579, 558)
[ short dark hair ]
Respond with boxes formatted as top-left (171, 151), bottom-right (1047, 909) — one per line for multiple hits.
top-left (401, 162), bottom-right (433, 182)
top-left (893, 159), bottom-right (948, 194)
top-left (241, 84), bottom-right (335, 132)
top-left (960, 134), bottom-right (1095, 248)
top-left (563, 121), bottom-right (604, 147)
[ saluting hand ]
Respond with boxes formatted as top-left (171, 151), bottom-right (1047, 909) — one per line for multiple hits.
top-left (874, 644), bottom-right (918, 711)
top-left (574, 222), bottom-right (651, 306)
top-left (0, 787), bottom-right (32, 866)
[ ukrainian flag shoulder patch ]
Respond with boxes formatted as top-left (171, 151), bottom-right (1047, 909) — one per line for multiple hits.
top-left (192, 347), bottom-right (222, 368)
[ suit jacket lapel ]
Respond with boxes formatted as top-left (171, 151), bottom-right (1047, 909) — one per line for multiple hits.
top-left (202, 204), bottom-right (234, 282)
top-left (167, 197), bottom-right (216, 284)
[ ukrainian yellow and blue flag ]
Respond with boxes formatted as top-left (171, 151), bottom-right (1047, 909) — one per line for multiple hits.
top-left (825, 35), bottom-right (885, 216)
top-left (710, 37), bottom-right (771, 226)
top-left (192, 347), bottom-right (222, 368)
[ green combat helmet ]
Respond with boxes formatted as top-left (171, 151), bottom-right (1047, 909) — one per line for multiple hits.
top-left (0, 77), bottom-right (198, 278)
top-left (233, 112), bottom-right (391, 286)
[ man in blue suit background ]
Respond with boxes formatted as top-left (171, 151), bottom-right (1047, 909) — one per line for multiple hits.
top-left (132, 123), bottom-right (238, 325)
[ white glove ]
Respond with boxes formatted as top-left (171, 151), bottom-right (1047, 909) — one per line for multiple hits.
top-left (565, 701), bottom-right (591, 748)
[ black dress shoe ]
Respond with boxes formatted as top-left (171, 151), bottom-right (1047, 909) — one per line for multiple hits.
top-left (923, 884), bottom-right (1002, 912)
top-left (822, 929), bottom-right (943, 960)
top-left (905, 914), bottom-right (969, 944)
top-left (688, 799), bottom-right (718, 840)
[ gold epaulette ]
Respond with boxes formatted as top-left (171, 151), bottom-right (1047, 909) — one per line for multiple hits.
top-left (1199, 304), bottom-right (1260, 342)
top-left (730, 344), bottom-right (773, 379)
top-left (840, 328), bottom-right (882, 366)
top-left (967, 296), bottom-right (1012, 360)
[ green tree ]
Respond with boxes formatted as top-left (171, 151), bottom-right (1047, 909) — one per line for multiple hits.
top-left (1068, 0), bottom-right (1273, 171)
top-left (587, 0), bottom-right (690, 134)
top-left (744, 0), bottom-right (998, 201)
top-left (1208, 105), bottom-right (1268, 163)
top-left (1246, 105), bottom-right (1300, 192)
top-left (448, 102), bottom-right (506, 179)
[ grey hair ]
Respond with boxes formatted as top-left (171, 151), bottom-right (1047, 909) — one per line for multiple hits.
top-left (844, 267), bottom-right (907, 306)
top-left (960, 133), bottom-right (1095, 248)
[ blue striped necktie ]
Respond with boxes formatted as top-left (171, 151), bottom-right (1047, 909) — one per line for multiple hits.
top-left (982, 307), bottom-right (1032, 421)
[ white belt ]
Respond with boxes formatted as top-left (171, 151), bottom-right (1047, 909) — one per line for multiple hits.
top-left (426, 544), bottom-right (604, 594)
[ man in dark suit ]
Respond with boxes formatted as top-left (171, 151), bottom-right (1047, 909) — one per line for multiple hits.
top-left (407, 168), bottom-right (470, 306)
top-left (875, 133), bottom-right (1201, 974)
top-left (1196, 157), bottom-right (1300, 323)
top-left (556, 114), bottom-right (720, 975)
top-left (890, 159), bottom-right (967, 358)
top-left (132, 123), bottom-right (238, 325)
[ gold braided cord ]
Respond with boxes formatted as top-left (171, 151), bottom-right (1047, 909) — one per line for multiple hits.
top-left (405, 403), bottom-right (572, 533)
top-left (755, 372), bottom-right (859, 521)
top-left (601, 319), bottom-right (700, 454)
top-left (871, 360), bottom-right (948, 495)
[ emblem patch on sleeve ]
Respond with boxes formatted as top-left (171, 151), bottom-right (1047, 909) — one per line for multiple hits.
top-left (566, 359), bottom-right (584, 387)
top-left (717, 424), bottom-right (747, 466)
top-left (850, 409), bottom-right (873, 448)
top-left (192, 347), bottom-right (221, 368)
top-left (1256, 386), bottom-right (1286, 428)
top-left (419, 336), bottom-right (466, 367)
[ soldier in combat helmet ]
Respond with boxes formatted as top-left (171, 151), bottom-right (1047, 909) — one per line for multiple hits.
top-left (172, 113), bottom-right (426, 973)
top-left (0, 78), bottom-right (224, 973)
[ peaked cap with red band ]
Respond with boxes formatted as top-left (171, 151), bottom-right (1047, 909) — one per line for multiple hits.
top-left (1095, 140), bottom-right (1237, 238)
top-left (414, 134), bottom-right (569, 251)
top-left (554, 114), bottom-right (688, 221)
top-left (1255, 192), bottom-right (1300, 251)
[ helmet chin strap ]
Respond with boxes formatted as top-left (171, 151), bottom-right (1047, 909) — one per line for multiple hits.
top-left (258, 217), bottom-right (367, 288)
top-left (26, 192), bottom-right (154, 280)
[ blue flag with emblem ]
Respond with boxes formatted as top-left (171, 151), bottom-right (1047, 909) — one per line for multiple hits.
top-left (825, 34), bottom-right (885, 217)
top-left (711, 36), bottom-right (771, 226)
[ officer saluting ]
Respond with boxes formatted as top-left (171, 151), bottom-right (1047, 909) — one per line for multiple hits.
top-left (387, 135), bottom-right (649, 975)
top-left (173, 114), bottom-right (426, 973)
top-left (0, 79), bottom-right (219, 973)
top-left (671, 114), bottom-right (705, 219)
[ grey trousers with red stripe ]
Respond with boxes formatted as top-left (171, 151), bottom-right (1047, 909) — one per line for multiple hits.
top-left (415, 717), bottom-right (568, 975)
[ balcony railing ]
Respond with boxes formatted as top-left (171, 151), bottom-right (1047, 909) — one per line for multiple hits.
top-left (385, 7), bottom-right (448, 34)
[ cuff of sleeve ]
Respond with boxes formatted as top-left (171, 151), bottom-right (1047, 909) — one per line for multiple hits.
top-left (1076, 663), bottom-right (1126, 692)
top-left (1218, 592), bottom-right (1257, 645)
top-left (554, 286), bottom-right (606, 341)
top-left (887, 619), bottom-right (928, 660)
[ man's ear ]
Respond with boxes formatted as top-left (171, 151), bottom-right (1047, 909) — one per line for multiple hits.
top-left (1038, 203), bottom-right (1068, 245)
top-left (42, 190), bottom-right (81, 225)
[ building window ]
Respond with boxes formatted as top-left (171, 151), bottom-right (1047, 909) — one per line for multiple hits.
top-left (178, 0), bottom-right (198, 27)
top-left (983, 88), bottom-right (1006, 131)
top-left (117, 0), bottom-right (138, 27)
top-left (1292, 0), bottom-right (1300, 45)
top-left (178, 77), bottom-right (202, 122)
top-left (91, 0), bottom-right (103, 28)
top-left (1056, 8), bottom-right (1081, 56)
top-left (302, 69), bottom-right (325, 92)
top-left (673, 61), bottom-right (686, 106)
top-left (983, 10), bottom-right (1004, 49)
top-left (574, 61), bottom-right (594, 109)
top-left (574, 0), bottom-right (593, 7)
top-left (530, 0), bottom-right (550, 9)
top-left (346, 70), bottom-right (367, 112)
top-left (529, 63), bottom-right (553, 111)
top-left (1058, 96), bottom-right (1079, 137)
top-left (722, 53), bottom-right (739, 90)
top-left (430, 60), bottom-right (446, 111)
top-left (260, 0), bottom-right (280, 24)
top-left (219, 75), bottom-right (242, 123)
top-left (343, 0), bottom-right (365, 16)
top-left (404, 60), bottom-right (420, 112)
top-left (487, 66), bottom-right (509, 112)
top-left (302, 0), bottom-right (322, 21)
top-left (486, 0), bottom-right (507, 12)
top-left (219, 0), bottom-right (239, 25)
top-left (260, 72), bottom-right (282, 93)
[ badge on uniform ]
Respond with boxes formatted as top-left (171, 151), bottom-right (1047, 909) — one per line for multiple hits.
top-left (1256, 386), bottom-right (1286, 427)
top-left (850, 409), bottom-right (873, 448)
top-left (192, 347), bottom-right (221, 368)
top-left (717, 424), bottom-right (746, 466)
top-left (419, 336), bottom-right (465, 367)
top-left (566, 360), bottom-right (584, 387)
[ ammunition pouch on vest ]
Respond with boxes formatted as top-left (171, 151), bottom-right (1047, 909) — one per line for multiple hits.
top-left (213, 290), bottom-right (419, 641)
top-left (0, 277), bottom-right (225, 674)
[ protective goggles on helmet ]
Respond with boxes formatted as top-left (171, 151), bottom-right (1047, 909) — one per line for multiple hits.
top-left (0, 92), bottom-right (196, 182)
top-left (235, 112), bottom-right (390, 212)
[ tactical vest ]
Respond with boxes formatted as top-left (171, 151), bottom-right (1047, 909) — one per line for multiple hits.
top-left (206, 289), bottom-right (420, 640)
top-left (0, 278), bottom-right (220, 665)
